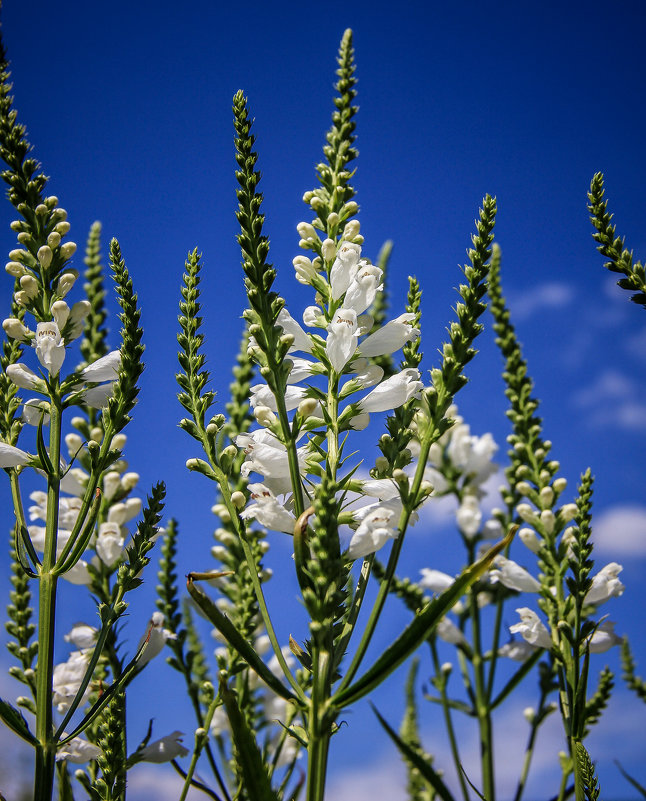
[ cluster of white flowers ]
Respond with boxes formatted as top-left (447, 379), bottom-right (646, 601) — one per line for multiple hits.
top-left (237, 222), bottom-right (425, 559)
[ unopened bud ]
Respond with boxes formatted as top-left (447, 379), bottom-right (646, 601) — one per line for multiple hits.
top-left (280, 332), bottom-right (294, 348)
top-left (10, 220), bottom-right (22, 231)
top-left (47, 231), bottom-right (61, 248)
top-left (102, 471), bottom-right (122, 500)
top-left (54, 221), bottom-right (71, 235)
top-left (51, 300), bottom-right (70, 330)
top-left (2, 318), bottom-right (30, 341)
top-left (212, 503), bottom-right (231, 524)
top-left (91, 427), bottom-right (104, 442)
top-left (392, 468), bottom-right (408, 487)
top-left (302, 191), bottom-right (314, 203)
top-left (559, 503), bottom-right (578, 523)
top-left (321, 238), bottom-right (336, 261)
top-left (65, 432), bottom-right (84, 453)
top-left (57, 273), bottom-right (76, 297)
top-left (441, 662), bottom-right (453, 674)
top-left (60, 241), bottom-right (77, 260)
top-left (518, 527), bottom-right (541, 553)
top-left (19, 274), bottom-right (39, 299)
top-left (5, 261), bottom-right (25, 276)
top-left (539, 486), bottom-right (554, 507)
top-left (374, 456), bottom-right (389, 472)
top-left (515, 481), bottom-right (532, 496)
top-left (552, 477), bottom-right (567, 493)
top-left (419, 480), bottom-right (434, 496)
top-left (229, 491), bottom-right (245, 511)
top-left (327, 211), bottom-right (339, 228)
top-left (297, 397), bottom-right (318, 418)
top-left (37, 245), bottom-right (53, 269)
top-left (297, 222), bottom-right (317, 240)
top-left (52, 207), bottom-right (67, 221)
top-left (121, 472), bottom-right (139, 491)
top-left (35, 203), bottom-right (48, 216)
top-left (46, 195), bottom-right (59, 207)
top-left (17, 232), bottom-right (30, 244)
top-left (343, 220), bottom-right (360, 239)
top-left (9, 248), bottom-right (28, 262)
top-left (254, 405), bottom-right (276, 427)
top-left (523, 707), bottom-right (535, 723)
top-left (540, 509), bottom-right (555, 534)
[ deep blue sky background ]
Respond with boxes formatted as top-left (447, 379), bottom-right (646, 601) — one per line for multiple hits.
top-left (1, 1), bottom-right (646, 798)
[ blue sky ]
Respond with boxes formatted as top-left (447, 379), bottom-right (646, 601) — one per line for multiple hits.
top-left (1, 0), bottom-right (646, 798)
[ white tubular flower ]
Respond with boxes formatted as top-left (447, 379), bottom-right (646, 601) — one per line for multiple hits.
top-left (240, 483), bottom-right (295, 534)
top-left (360, 478), bottom-right (401, 501)
top-left (0, 442), bottom-right (32, 468)
top-left (277, 308), bottom-right (312, 353)
top-left (56, 272), bottom-right (76, 297)
top-left (34, 321), bottom-right (65, 376)
top-left (588, 620), bottom-right (622, 653)
top-left (436, 617), bottom-right (468, 646)
top-left (303, 305), bottom-right (325, 328)
top-left (343, 261), bottom-right (383, 314)
top-left (490, 556), bottom-right (541, 593)
top-left (81, 350), bottom-right (121, 382)
top-left (456, 495), bottom-right (482, 538)
top-left (139, 731), bottom-right (189, 763)
top-left (358, 313), bottom-right (420, 357)
top-left (447, 424), bottom-right (498, 485)
top-left (53, 650), bottom-right (92, 712)
top-left (347, 502), bottom-right (399, 560)
top-left (359, 368), bottom-right (422, 413)
top-left (137, 612), bottom-right (177, 666)
top-left (349, 412), bottom-right (370, 430)
top-left (84, 383), bottom-right (115, 409)
top-left (419, 568), bottom-right (454, 593)
top-left (56, 736), bottom-right (102, 764)
top-left (349, 358), bottom-right (383, 388)
top-left (102, 471), bottom-right (122, 502)
top-left (286, 357), bottom-right (316, 384)
top-left (95, 521), bottom-right (125, 566)
top-left (584, 562), bottom-right (624, 605)
top-left (250, 383), bottom-right (307, 413)
top-left (509, 608), bottom-right (552, 649)
top-left (423, 466), bottom-right (448, 494)
top-left (22, 399), bottom-right (50, 426)
top-left (64, 623), bottom-right (98, 650)
top-left (7, 362), bottom-right (44, 391)
top-left (2, 317), bottom-right (31, 342)
top-left (108, 497), bottom-right (142, 525)
top-left (329, 242), bottom-right (361, 299)
top-left (293, 255), bottom-right (318, 284)
top-left (326, 308), bottom-right (358, 373)
top-left (498, 638), bottom-right (538, 661)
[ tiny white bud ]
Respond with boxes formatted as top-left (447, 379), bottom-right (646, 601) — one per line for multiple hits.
top-left (231, 491), bottom-right (246, 510)
top-left (52, 207), bottom-right (67, 221)
top-left (60, 241), bottom-right (77, 260)
top-left (9, 248), bottom-right (28, 262)
top-left (297, 222), bottom-right (317, 240)
top-left (516, 503), bottom-right (537, 524)
top-left (327, 211), bottom-right (339, 227)
top-left (539, 486), bottom-right (554, 507)
top-left (19, 274), bottom-right (39, 299)
top-left (540, 509), bottom-right (555, 534)
top-left (5, 261), bottom-right (25, 276)
top-left (523, 707), bottom-right (535, 723)
top-left (321, 238), bottom-right (336, 261)
top-left (419, 480), bottom-right (434, 496)
top-left (560, 503), bottom-right (578, 523)
top-left (519, 527), bottom-right (541, 553)
top-left (47, 231), bottom-right (61, 248)
top-left (37, 245), bottom-right (53, 269)
top-left (302, 191), bottom-right (313, 203)
top-left (121, 472), bottom-right (139, 491)
top-left (343, 220), bottom-right (360, 239)
top-left (17, 232), bottom-right (30, 244)
top-left (374, 456), bottom-right (389, 472)
top-left (441, 662), bottom-right (453, 674)
top-left (10, 220), bottom-right (22, 231)
top-left (297, 397), bottom-right (318, 418)
top-left (515, 481), bottom-right (532, 496)
top-left (35, 204), bottom-right (48, 216)
top-left (553, 477), bottom-right (567, 493)
top-left (57, 272), bottom-right (76, 297)
top-left (2, 318), bottom-right (30, 341)
top-left (111, 433), bottom-right (127, 450)
top-left (211, 545), bottom-right (228, 560)
top-left (54, 221), bottom-right (71, 235)
top-left (51, 300), bottom-right (70, 330)
top-left (46, 195), bottom-right (59, 207)
top-left (254, 405), bottom-right (277, 427)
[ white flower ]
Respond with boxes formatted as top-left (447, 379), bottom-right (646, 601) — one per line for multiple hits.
top-left (84, 383), bottom-right (116, 409)
top-left (456, 495), bottom-right (482, 538)
top-left (509, 608), bottom-right (552, 649)
top-left (285, 357), bottom-right (317, 384)
top-left (498, 638), bottom-right (538, 661)
top-left (139, 731), bottom-right (189, 763)
top-left (326, 308), bottom-right (358, 373)
top-left (22, 399), bottom-right (50, 426)
top-left (237, 429), bottom-right (307, 494)
top-left (519, 527), bottom-right (542, 554)
top-left (250, 383), bottom-right (307, 413)
top-left (349, 358), bottom-right (384, 388)
top-left (347, 503), bottom-right (399, 559)
top-left (447, 424), bottom-right (498, 486)
top-left (584, 562), bottom-right (624, 605)
top-left (107, 497), bottom-right (142, 525)
top-left (81, 349), bottom-right (121, 382)
top-left (329, 242), bottom-right (361, 299)
top-left (277, 308), bottom-right (313, 353)
top-left (64, 623), bottom-right (98, 650)
top-left (53, 650), bottom-right (92, 712)
top-left (6, 362), bottom-right (44, 391)
top-left (419, 568), bottom-right (454, 593)
top-left (358, 313), bottom-right (420, 357)
top-left (588, 620), bottom-right (622, 653)
top-left (490, 556), bottom-right (541, 593)
top-left (240, 484), bottom-right (296, 534)
top-left (95, 521), bottom-right (125, 566)
top-left (0, 442), bottom-right (31, 468)
top-left (359, 368), bottom-right (422, 413)
top-left (34, 321), bottom-right (66, 376)
top-left (436, 617), bottom-right (468, 646)
top-left (343, 261), bottom-right (383, 313)
top-left (137, 612), bottom-right (177, 666)
top-left (56, 736), bottom-right (102, 763)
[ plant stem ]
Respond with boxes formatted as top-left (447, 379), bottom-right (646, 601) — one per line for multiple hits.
top-left (34, 394), bottom-right (62, 801)
top-left (306, 648), bottom-right (333, 801)
top-left (469, 574), bottom-right (494, 801)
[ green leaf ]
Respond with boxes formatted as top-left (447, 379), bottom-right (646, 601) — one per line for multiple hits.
top-left (219, 678), bottom-right (280, 801)
top-left (186, 574), bottom-right (298, 705)
top-left (372, 704), bottom-right (453, 801)
top-left (332, 528), bottom-right (515, 708)
top-left (0, 696), bottom-right (37, 744)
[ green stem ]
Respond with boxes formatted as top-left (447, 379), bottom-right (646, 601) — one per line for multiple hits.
top-left (179, 694), bottom-right (220, 801)
top-left (513, 688), bottom-right (549, 801)
top-left (306, 648), bottom-right (333, 801)
top-left (34, 394), bottom-right (63, 801)
top-left (571, 737), bottom-right (585, 801)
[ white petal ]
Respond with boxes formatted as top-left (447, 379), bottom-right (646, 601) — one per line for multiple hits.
top-left (81, 350), bottom-right (121, 382)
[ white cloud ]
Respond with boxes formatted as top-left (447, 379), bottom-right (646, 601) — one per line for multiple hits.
top-left (127, 764), bottom-right (202, 800)
top-left (571, 370), bottom-right (646, 431)
top-left (592, 505), bottom-right (646, 555)
top-left (507, 282), bottom-right (574, 321)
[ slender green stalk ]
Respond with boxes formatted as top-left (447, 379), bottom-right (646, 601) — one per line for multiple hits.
top-left (468, 574), bottom-right (494, 801)
top-left (179, 689), bottom-right (220, 801)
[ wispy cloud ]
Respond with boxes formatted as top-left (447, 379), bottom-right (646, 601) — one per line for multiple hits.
top-left (592, 504), bottom-right (646, 555)
top-left (572, 369), bottom-right (646, 430)
top-left (506, 282), bottom-right (574, 321)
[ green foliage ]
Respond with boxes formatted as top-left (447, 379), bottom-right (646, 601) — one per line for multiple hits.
top-left (574, 742), bottom-right (601, 801)
top-left (80, 221), bottom-right (109, 368)
top-left (588, 172), bottom-right (646, 309)
top-left (621, 637), bottom-right (646, 702)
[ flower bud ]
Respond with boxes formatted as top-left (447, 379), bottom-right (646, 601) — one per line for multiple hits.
top-left (302, 191), bottom-right (314, 203)
top-left (9, 249), bottom-right (28, 262)
top-left (231, 490), bottom-right (246, 510)
top-left (13, 290), bottom-right (28, 306)
top-left (552, 477), bottom-right (567, 493)
top-left (211, 545), bottom-right (228, 560)
top-left (65, 432), bottom-right (84, 454)
top-left (52, 207), bottom-right (67, 221)
top-left (111, 433), bottom-right (126, 450)
top-left (540, 509), bottom-right (555, 534)
top-left (523, 707), bottom-right (535, 723)
top-left (47, 231), bottom-right (61, 248)
top-left (441, 662), bottom-right (453, 675)
top-left (516, 503), bottom-right (537, 524)
top-left (57, 273), bottom-right (76, 297)
top-left (55, 221), bottom-right (71, 235)
top-left (35, 203), bottom-right (48, 215)
top-left (297, 397), bottom-right (318, 418)
top-left (46, 196), bottom-right (59, 207)
top-left (343, 220), bottom-right (360, 239)
top-left (419, 480), bottom-right (434, 497)
top-left (539, 486), bottom-right (554, 507)
top-left (297, 222), bottom-right (317, 240)
top-left (37, 245), bottom-right (53, 269)
top-left (102, 471), bottom-right (122, 501)
top-left (516, 481), bottom-right (532, 496)
top-left (280, 332), bottom-right (294, 348)
top-left (17, 232), bottom-right (30, 244)
top-left (212, 503), bottom-right (231, 524)
top-left (321, 238), bottom-right (336, 261)
top-left (5, 261), bottom-right (25, 276)
top-left (19, 274), bottom-right (39, 299)
top-left (51, 300), bottom-right (70, 330)
top-left (560, 503), bottom-right (578, 522)
top-left (2, 318), bottom-right (30, 342)
top-left (254, 405), bottom-right (277, 427)
top-left (121, 472), bottom-right (139, 491)
top-left (519, 527), bottom-right (541, 553)
top-left (10, 220), bottom-right (23, 231)
top-left (327, 211), bottom-right (339, 228)
top-left (310, 195), bottom-right (323, 210)
top-left (60, 241), bottom-right (77, 260)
